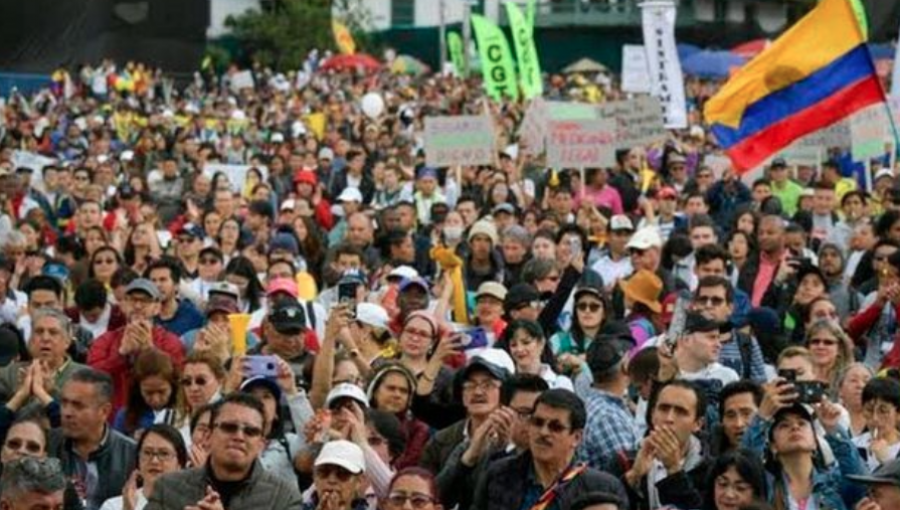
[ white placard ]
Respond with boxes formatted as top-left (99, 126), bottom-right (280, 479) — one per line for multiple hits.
top-left (640, 0), bottom-right (688, 129)
top-left (622, 44), bottom-right (652, 94)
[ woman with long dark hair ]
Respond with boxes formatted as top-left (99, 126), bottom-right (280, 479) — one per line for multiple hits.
top-left (223, 255), bottom-right (264, 313)
top-left (703, 450), bottom-right (767, 510)
top-left (497, 319), bottom-right (571, 390)
top-left (88, 245), bottom-right (124, 289)
top-left (113, 348), bottom-right (179, 437)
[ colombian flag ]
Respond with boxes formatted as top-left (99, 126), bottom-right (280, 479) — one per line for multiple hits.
top-left (705, 0), bottom-right (885, 173)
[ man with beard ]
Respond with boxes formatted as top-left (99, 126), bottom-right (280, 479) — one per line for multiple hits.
top-left (146, 393), bottom-right (302, 510)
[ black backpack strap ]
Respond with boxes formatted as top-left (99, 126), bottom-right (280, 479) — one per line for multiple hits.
top-left (305, 300), bottom-right (316, 331)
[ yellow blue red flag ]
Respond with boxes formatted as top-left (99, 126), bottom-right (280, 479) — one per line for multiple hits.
top-left (704, 0), bottom-right (885, 172)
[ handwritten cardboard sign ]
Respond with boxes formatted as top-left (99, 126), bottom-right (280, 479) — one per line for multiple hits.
top-left (424, 115), bottom-right (495, 167)
top-left (546, 119), bottom-right (617, 168)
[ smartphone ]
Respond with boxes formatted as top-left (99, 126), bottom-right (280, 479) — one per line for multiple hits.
top-left (338, 281), bottom-right (357, 304)
top-left (794, 381), bottom-right (828, 404)
top-left (777, 369), bottom-right (797, 383)
top-left (244, 355), bottom-right (279, 378)
top-left (456, 326), bottom-right (489, 351)
top-left (568, 237), bottom-right (582, 258)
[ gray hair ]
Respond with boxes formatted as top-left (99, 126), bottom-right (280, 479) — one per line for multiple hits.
top-left (66, 367), bottom-right (114, 405)
top-left (501, 225), bottom-right (532, 247)
top-left (0, 457), bottom-right (66, 500)
top-left (30, 308), bottom-right (72, 337)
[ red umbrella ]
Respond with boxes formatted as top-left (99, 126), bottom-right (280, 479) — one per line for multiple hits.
top-left (318, 54), bottom-right (382, 73)
top-left (731, 39), bottom-right (770, 59)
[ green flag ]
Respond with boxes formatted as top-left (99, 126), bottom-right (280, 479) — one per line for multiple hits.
top-left (471, 14), bottom-right (519, 101)
top-left (447, 31), bottom-right (465, 77)
top-left (505, 2), bottom-right (543, 99)
top-left (526, 0), bottom-right (536, 30)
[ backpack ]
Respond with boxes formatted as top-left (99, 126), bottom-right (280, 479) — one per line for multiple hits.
top-left (735, 331), bottom-right (754, 380)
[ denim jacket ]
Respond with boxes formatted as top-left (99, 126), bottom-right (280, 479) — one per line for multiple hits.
top-left (741, 415), bottom-right (868, 510)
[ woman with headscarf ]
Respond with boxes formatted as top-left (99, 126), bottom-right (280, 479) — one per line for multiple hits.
top-left (366, 363), bottom-right (430, 469)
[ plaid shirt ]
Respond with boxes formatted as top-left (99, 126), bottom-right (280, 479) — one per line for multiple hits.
top-left (576, 387), bottom-right (636, 474)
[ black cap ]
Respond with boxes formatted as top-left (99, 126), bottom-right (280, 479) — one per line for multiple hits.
top-left (683, 312), bottom-right (729, 334)
top-left (574, 284), bottom-right (604, 302)
top-left (848, 459), bottom-right (900, 487)
top-left (118, 183), bottom-right (136, 199)
top-left (586, 337), bottom-right (629, 374)
top-left (771, 157), bottom-right (788, 168)
top-left (768, 403), bottom-right (815, 441)
top-left (795, 262), bottom-right (827, 286)
top-left (504, 283), bottom-right (541, 312)
top-left (267, 301), bottom-right (307, 334)
top-left (597, 321), bottom-right (636, 346)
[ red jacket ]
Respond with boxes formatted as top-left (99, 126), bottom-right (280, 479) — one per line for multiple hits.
top-left (847, 299), bottom-right (900, 369)
top-left (87, 325), bottom-right (185, 412)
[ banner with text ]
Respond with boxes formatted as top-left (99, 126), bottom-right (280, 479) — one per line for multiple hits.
top-left (472, 15), bottom-right (519, 101)
top-left (424, 115), bottom-right (496, 167)
top-left (546, 119), bottom-right (617, 169)
top-left (597, 96), bottom-right (668, 149)
top-left (640, 1), bottom-right (687, 129)
top-left (851, 104), bottom-right (891, 161)
top-left (621, 44), bottom-right (651, 94)
top-left (505, 1), bottom-right (543, 99)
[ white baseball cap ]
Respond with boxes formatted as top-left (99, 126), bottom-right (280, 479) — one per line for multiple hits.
top-left (626, 227), bottom-right (663, 250)
top-left (610, 215), bottom-right (634, 232)
top-left (337, 188), bottom-right (364, 203)
top-left (325, 383), bottom-right (369, 409)
top-left (388, 265), bottom-right (419, 280)
top-left (314, 440), bottom-right (366, 474)
top-left (356, 303), bottom-right (389, 330)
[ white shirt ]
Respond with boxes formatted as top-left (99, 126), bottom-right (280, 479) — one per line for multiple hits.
top-left (590, 254), bottom-right (633, 289)
top-left (99, 489), bottom-right (146, 510)
top-left (679, 362), bottom-right (740, 386)
top-left (80, 303), bottom-right (113, 340)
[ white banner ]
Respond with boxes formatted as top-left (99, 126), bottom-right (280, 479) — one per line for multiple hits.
top-left (640, 1), bottom-right (687, 129)
top-left (621, 44), bottom-right (652, 94)
top-left (892, 22), bottom-right (900, 98)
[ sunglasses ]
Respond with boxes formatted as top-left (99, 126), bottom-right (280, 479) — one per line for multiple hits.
top-left (576, 302), bottom-right (602, 312)
top-left (315, 464), bottom-right (354, 482)
top-left (214, 421), bottom-right (263, 438)
top-left (529, 415), bottom-right (570, 434)
top-left (695, 296), bottom-right (726, 307)
top-left (181, 377), bottom-right (209, 387)
top-left (4, 438), bottom-right (42, 455)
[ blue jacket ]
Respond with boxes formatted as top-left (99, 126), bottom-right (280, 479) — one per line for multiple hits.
top-left (741, 415), bottom-right (868, 510)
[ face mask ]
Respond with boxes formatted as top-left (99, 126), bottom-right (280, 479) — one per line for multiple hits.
top-left (443, 226), bottom-right (463, 243)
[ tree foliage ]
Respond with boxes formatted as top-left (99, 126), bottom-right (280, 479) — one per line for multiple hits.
top-left (224, 0), bottom-right (338, 70)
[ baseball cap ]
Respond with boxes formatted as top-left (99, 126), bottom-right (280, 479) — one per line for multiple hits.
top-left (461, 349), bottom-right (515, 382)
top-left (626, 227), bottom-right (663, 250)
top-left (848, 459), bottom-right (900, 487)
top-left (270, 132), bottom-right (285, 143)
top-left (609, 215), bottom-right (634, 232)
top-left (504, 283), bottom-right (541, 312)
top-left (657, 187), bottom-right (678, 200)
top-left (267, 301), bottom-right (307, 333)
top-left (875, 168), bottom-right (895, 182)
top-left (417, 167), bottom-right (438, 180)
top-left (574, 284), bottom-right (604, 302)
top-left (356, 303), bottom-right (389, 330)
top-left (476, 282), bottom-right (507, 302)
top-left (668, 153), bottom-right (687, 166)
top-left (270, 233), bottom-right (299, 257)
top-left (267, 277), bottom-right (299, 298)
top-left (280, 199), bottom-right (296, 212)
top-left (388, 266), bottom-right (419, 281)
top-left (207, 281), bottom-right (240, 301)
top-left (118, 183), bottom-right (136, 199)
top-left (125, 278), bottom-right (161, 301)
top-left (240, 376), bottom-right (282, 403)
top-left (315, 440), bottom-right (366, 474)
top-left (294, 171), bottom-right (317, 186)
top-left (177, 223), bottom-right (204, 240)
top-left (337, 188), bottom-right (364, 203)
top-left (318, 147), bottom-right (335, 161)
top-left (206, 293), bottom-right (239, 315)
top-left (768, 403), bottom-right (814, 440)
top-left (325, 383), bottom-right (370, 409)
top-left (492, 203), bottom-right (515, 216)
top-left (683, 312), bottom-right (729, 334)
top-left (399, 276), bottom-right (429, 293)
top-left (770, 157), bottom-right (788, 168)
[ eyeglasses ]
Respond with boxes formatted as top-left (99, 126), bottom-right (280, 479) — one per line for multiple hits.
top-left (315, 465), bottom-right (354, 482)
top-left (140, 448), bottom-right (175, 462)
top-left (576, 302), bottom-right (602, 312)
top-left (387, 493), bottom-right (435, 509)
top-left (214, 421), bottom-right (263, 438)
top-left (181, 377), bottom-right (209, 387)
top-left (462, 380), bottom-right (502, 393)
top-left (808, 338), bottom-right (838, 347)
top-left (529, 415), bottom-right (570, 434)
top-left (3, 438), bottom-right (43, 455)
top-left (695, 296), bottom-right (726, 307)
top-left (200, 258), bottom-right (221, 265)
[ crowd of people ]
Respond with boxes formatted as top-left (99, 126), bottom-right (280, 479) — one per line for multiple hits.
top-left (1, 52), bottom-right (900, 510)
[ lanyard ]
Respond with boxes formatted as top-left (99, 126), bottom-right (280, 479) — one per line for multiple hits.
top-left (528, 464), bottom-right (587, 510)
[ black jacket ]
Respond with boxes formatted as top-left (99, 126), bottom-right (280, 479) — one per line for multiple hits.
top-left (472, 451), bottom-right (628, 510)
top-left (50, 426), bottom-right (136, 510)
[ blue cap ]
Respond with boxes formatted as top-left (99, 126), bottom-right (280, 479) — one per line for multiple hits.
top-left (177, 222), bottom-right (204, 239)
top-left (399, 276), bottom-right (429, 293)
top-left (269, 233), bottom-right (299, 256)
top-left (240, 376), bottom-right (283, 403)
top-left (417, 166), bottom-right (438, 180)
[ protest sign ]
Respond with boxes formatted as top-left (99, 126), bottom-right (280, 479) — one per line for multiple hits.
top-left (203, 164), bottom-right (269, 193)
top-left (506, 2), bottom-right (543, 99)
top-left (519, 99), bottom-right (548, 156)
top-left (546, 119), bottom-right (617, 169)
top-left (640, 1), bottom-right (687, 128)
top-left (229, 71), bottom-right (255, 92)
top-left (471, 15), bottom-right (518, 101)
top-left (424, 115), bottom-right (496, 167)
top-left (597, 96), bottom-right (667, 149)
top-left (621, 45), bottom-right (652, 94)
top-left (851, 104), bottom-right (890, 161)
